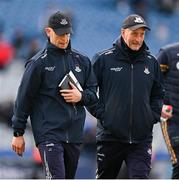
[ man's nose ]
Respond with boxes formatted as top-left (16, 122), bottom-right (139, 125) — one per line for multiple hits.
top-left (136, 35), bottom-right (143, 42)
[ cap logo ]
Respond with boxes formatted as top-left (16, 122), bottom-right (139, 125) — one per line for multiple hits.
top-left (60, 19), bottom-right (68, 25)
top-left (134, 17), bottom-right (143, 23)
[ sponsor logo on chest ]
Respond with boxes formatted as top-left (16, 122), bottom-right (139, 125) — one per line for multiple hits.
top-left (110, 67), bottom-right (123, 72)
top-left (45, 66), bottom-right (56, 71)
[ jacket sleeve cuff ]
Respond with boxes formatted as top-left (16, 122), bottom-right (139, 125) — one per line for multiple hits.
top-left (11, 115), bottom-right (27, 130)
top-left (13, 129), bottom-right (25, 137)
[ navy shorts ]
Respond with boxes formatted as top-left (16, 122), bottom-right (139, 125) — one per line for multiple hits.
top-left (38, 141), bottom-right (81, 179)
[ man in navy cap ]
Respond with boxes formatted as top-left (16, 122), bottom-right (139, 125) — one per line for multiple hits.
top-left (11, 11), bottom-right (98, 179)
top-left (89, 14), bottom-right (164, 179)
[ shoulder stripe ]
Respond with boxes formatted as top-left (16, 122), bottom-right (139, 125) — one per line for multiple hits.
top-left (98, 47), bottom-right (115, 56)
top-left (30, 49), bottom-right (47, 62)
top-left (41, 49), bottom-right (47, 59)
top-left (71, 49), bottom-right (88, 58)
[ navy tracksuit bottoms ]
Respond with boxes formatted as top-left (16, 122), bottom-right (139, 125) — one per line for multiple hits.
top-left (38, 141), bottom-right (81, 179)
top-left (96, 141), bottom-right (152, 179)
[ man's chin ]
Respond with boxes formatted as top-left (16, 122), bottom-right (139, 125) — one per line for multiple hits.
top-left (131, 46), bottom-right (141, 51)
top-left (59, 45), bottom-right (68, 49)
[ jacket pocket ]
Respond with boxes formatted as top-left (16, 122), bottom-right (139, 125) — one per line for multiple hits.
top-left (102, 104), bottom-right (129, 139)
top-left (145, 104), bottom-right (154, 127)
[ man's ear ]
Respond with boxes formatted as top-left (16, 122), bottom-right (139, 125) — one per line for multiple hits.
top-left (121, 29), bottom-right (125, 37)
top-left (44, 27), bottom-right (51, 37)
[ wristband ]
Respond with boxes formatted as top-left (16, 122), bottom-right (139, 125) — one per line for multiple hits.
top-left (13, 131), bottom-right (23, 137)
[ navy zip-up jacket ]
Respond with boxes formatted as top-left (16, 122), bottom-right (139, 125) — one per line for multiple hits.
top-left (12, 41), bottom-right (98, 145)
top-left (157, 43), bottom-right (179, 147)
top-left (89, 37), bottom-right (164, 143)
top-left (157, 43), bottom-right (179, 122)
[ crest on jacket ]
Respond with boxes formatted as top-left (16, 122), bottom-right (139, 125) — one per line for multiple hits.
top-left (144, 67), bottom-right (150, 74)
top-left (75, 64), bottom-right (81, 72)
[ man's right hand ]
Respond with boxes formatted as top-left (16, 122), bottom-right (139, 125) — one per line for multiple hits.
top-left (161, 104), bottom-right (173, 120)
top-left (11, 136), bottom-right (25, 157)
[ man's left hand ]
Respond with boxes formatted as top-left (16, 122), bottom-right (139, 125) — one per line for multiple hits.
top-left (60, 82), bottom-right (82, 103)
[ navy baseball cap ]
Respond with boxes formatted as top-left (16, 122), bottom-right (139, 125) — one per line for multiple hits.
top-left (122, 14), bottom-right (150, 31)
top-left (48, 11), bottom-right (73, 35)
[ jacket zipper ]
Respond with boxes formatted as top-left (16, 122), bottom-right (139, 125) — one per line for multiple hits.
top-left (73, 104), bottom-right (78, 115)
top-left (129, 64), bottom-right (134, 144)
top-left (62, 52), bottom-right (78, 142)
top-left (66, 131), bottom-right (69, 143)
top-left (62, 54), bottom-right (71, 143)
top-left (66, 105), bottom-right (77, 143)
top-left (62, 54), bottom-right (67, 73)
top-left (62, 53), bottom-right (78, 115)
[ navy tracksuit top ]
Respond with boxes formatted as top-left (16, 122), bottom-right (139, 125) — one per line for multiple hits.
top-left (89, 37), bottom-right (164, 143)
top-left (12, 42), bottom-right (98, 145)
